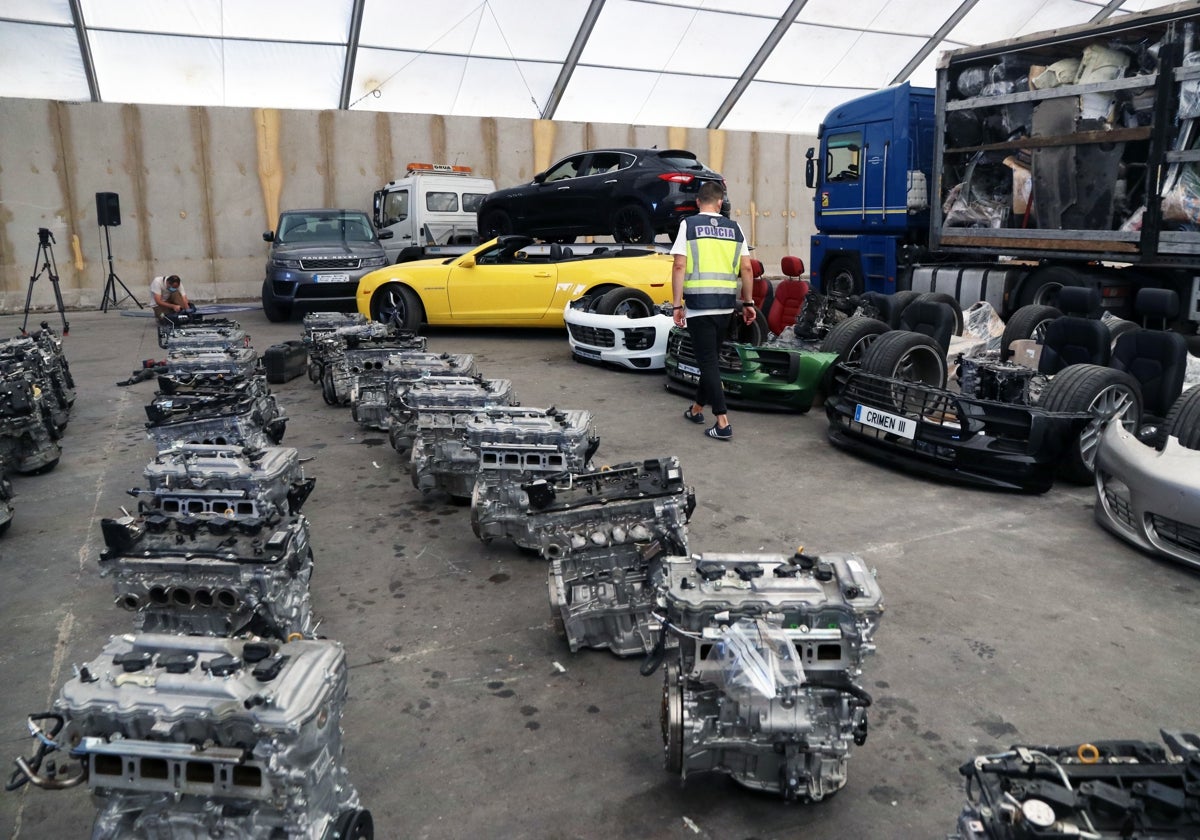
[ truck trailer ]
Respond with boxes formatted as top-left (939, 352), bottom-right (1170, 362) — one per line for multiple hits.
top-left (807, 1), bottom-right (1200, 333)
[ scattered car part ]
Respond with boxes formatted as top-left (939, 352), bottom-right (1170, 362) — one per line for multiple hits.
top-left (347, 353), bottom-right (478, 429)
top-left (8, 633), bottom-right (372, 839)
top-left (262, 340), bottom-right (308, 384)
top-left (564, 299), bottom-right (673, 370)
top-left (0, 375), bottom-right (62, 474)
top-left (411, 407), bottom-right (597, 500)
top-left (145, 385), bottom-right (287, 451)
top-left (387, 375), bottom-right (516, 454)
top-left (950, 730), bottom-right (1200, 840)
top-left (98, 511), bottom-right (315, 639)
top-left (651, 550), bottom-right (883, 800)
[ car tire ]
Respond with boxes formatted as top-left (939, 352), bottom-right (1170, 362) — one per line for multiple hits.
top-left (1105, 317), bottom-right (1139, 349)
top-left (726, 308), bottom-right (769, 345)
top-left (1040, 364), bottom-right (1142, 483)
top-left (1165, 386), bottom-right (1200, 450)
top-left (822, 256), bottom-right (864, 298)
top-left (595, 287), bottom-right (655, 318)
top-left (1016, 265), bottom-right (1085, 309)
top-left (819, 316), bottom-right (890, 365)
top-left (261, 279), bottom-right (291, 323)
top-left (611, 204), bottom-right (655, 244)
top-left (370, 283), bottom-right (422, 332)
top-left (999, 305), bottom-right (1062, 361)
top-left (861, 330), bottom-right (948, 389)
top-left (913, 292), bottom-right (964, 335)
top-left (479, 209), bottom-right (513, 239)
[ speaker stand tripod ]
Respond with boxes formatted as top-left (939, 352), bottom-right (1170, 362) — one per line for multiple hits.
top-left (23, 229), bottom-right (70, 336)
top-left (99, 222), bottom-right (143, 312)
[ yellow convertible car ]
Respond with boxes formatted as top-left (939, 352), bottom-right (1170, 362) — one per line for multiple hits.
top-left (356, 235), bottom-right (671, 330)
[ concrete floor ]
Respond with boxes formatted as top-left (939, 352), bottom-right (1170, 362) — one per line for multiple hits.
top-left (1, 307), bottom-right (1198, 840)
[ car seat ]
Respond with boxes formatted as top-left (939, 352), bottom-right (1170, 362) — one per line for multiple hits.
top-left (1109, 288), bottom-right (1188, 419)
top-left (750, 259), bottom-right (774, 315)
top-left (549, 243), bottom-right (564, 261)
top-left (1038, 286), bottom-right (1110, 374)
top-left (767, 256), bottom-right (809, 336)
top-left (897, 300), bottom-right (957, 354)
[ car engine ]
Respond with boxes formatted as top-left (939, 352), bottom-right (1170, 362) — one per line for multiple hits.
top-left (349, 353), bottom-right (479, 431)
top-left (166, 345), bottom-right (261, 380)
top-left (160, 318), bottom-right (248, 352)
top-left (99, 511), bottom-right (315, 639)
top-left (411, 406), bottom-right (597, 500)
top-left (0, 372), bottom-right (62, 474)
top-left (8, 633), bottom-right (371, 839)
top-left (145, 381), bottom-right (287, 450)
top-left (131, 443), bottom-right (315, 520)
top-left (320, 339), bottom-right (444, 407)
top-left (957, 356), bottom-right (1045, 405)
top-left (0, 328), bottom-right (75, 433)
top-left (651, 550), bottom-right (883, 800)
top-left (473, 457), bottom-right (694, 656)
top-left (388, 375), bottom-right (516, 454)
top-left (950, 730), bottom-right (1200, 839)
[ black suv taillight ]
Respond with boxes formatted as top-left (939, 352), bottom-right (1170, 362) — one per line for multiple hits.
top-left (658, 173), bottom-right (695, 184)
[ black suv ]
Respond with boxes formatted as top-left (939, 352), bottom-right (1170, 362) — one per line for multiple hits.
top-left (477, 148), bottom-right (728, 245)
top-left (261, 209), bottom-right (392, 322)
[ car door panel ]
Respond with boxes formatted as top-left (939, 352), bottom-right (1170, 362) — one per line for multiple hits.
top-left (446, 262), bottom-right (559, 321)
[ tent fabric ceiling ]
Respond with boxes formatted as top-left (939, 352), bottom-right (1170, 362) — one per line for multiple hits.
top-left (0, 0), bottom-right (1179, 134)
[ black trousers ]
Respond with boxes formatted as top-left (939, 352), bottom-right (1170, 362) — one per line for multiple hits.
top-left (686, 313), bottom-right (729, 416)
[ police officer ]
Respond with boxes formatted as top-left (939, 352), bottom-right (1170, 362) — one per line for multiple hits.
top-left (670, 182), bottom-right (756, 441)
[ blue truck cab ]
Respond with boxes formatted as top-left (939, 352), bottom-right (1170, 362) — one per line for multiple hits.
top-left (807, 83), bottom-right (935, 298)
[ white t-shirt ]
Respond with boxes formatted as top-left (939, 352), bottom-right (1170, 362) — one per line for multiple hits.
top-left (671, 215), bottom-right (745, 317)
top-left (150, 275), bottom-right (186, 299)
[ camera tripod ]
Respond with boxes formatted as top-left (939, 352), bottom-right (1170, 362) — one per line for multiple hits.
top-left (99, 222), bottom-right (143, 312)
top-left (23, 229), bottom-right (69, 335)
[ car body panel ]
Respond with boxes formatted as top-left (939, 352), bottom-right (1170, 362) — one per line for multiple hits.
top-left (663, 327), bottom-right (838, 412)
top-left (563, 303), bottom-right (672, 370)
top-left (824, 366), bottom-right (1091, 493)
top-left (356, 236), bottom-right (672, 327)
top-left (1093, 419), bottom-right (1200, 570)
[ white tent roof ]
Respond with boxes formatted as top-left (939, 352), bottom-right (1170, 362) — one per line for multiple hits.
top-left (0, 0), bottom-right (1177, 134)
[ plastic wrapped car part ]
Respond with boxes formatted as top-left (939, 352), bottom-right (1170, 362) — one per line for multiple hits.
top-left (98, 511), bottom-right (314, 639)
top-left (388, 376), bottom-right (516, 453)
top-left (473, 457), bottom-right (693, 656)
top-left (654, 550), bottom-right (882, 800)
top-left (145, 388), bottom-right (287, 451)
top-left (411, 406), bottom-right (597, 500)
top-left (348, 352), bottom-right (478, 430)
top-left (133, 443), bottom-right (315, 519)
top-left (9, 633), bottom-right (369, 839)
top-left (0, 374), bottom-right (62, 474)
top-left (1029, 57), bottom-right (1081, 90)
top-left (950, 730), bottom-right (1200, 840)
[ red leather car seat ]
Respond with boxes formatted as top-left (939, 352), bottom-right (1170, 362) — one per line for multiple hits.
top-left (769, 256), bottom-right (810, 336)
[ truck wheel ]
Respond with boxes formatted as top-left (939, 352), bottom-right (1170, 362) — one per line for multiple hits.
top-left (914, 292), bottom-right (964, 335)
top-left (1000, 304), bottom-right (1062, 361)
top-left (819, 316), bottom-right (889, 366)
top-left (371, 284), bottom-right (422, 332)
top-left (1165, 386), bottom-right (1200, 450)
top-left (611, 204), bottom-right (655, 244)
top-left (595, 287), bottom-right (654, 318)
top-left (861, 331), bottom-right (947, 389)
top-left (1017, 265), bottom-right (1084, 309)
top-left (1040, 364), bottom-right (1142, 483)
top-left (261, 279), bottom-right (291, 323)
top-left (479, 209), bottom-right (513, 239)
top-left (330, 808), bottom-right (374, 840)
top-left (727, 308), bottom-right (769, 345)
top-left (822, 256), bottom-right (864, 298)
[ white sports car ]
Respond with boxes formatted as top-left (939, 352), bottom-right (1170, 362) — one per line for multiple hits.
top-left (563, 299), bottom-right (673, 370)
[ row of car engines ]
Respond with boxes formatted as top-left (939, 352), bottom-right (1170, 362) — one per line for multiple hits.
top-left (304, 312), bottom-right (884, 802)
top-left (8, 317), bottom-right (373, 839)
top-left (0, 321), bottom-right (75, 535)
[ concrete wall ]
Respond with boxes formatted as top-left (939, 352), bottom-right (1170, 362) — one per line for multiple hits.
top-left (0, 97), bottom-right (816, 313)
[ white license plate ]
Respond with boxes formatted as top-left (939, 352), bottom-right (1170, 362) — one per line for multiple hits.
top-left (573, 347), bottom-right (600, 360)
top-left (313, 272), bottom-right (350, 283)
top-left (854, 404), bottom-right (916, 439)
top-left (678, 363), bottom-right (701, 376)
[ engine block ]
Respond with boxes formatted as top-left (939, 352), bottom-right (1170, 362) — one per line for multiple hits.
top-left (0, 373), bottom-right (62, 474)
top-left (957, 356), bottom-right (1044, 405)
top-left (167, 346), bottom-right (260, 380)
top-left (346, 352), bottom-right (478, 428)
top-left (411, 407), bottom-right (597, 500)
top-left (145, 387), bottom-right (287, 450)
top-left (951, 731), bottom-right (1200, 839)
top-left (655, 550), bottom-right (883, 800)
top-left (133, 444), bottom-right (315, 520)
top-left (99, 512), bottom-right (315, 639)
top-left (44, 633), bottom-right (368, 839)
top-left (388, 376), bottom-right (516, 453)
top-left (161, 318), bottom-right (248, 352)
top-left (0, 329), bottom-right (74, 432)
top-left (320, 340), bottom-right (443, 406)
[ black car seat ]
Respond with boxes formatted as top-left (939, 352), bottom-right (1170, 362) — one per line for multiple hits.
top-left (1109, 288), bottom-right (1189, 419)
top-left (561, 246), bottom-right (574, 258)
top-left (549, 243), bottom-right (563, 261)
top-left (1037, 286), bottom-right (1110, 374)
top-left (897, 300), bottom-right (957, 354)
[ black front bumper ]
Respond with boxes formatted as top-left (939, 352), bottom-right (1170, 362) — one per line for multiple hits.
top-left (825, 367), bottom-right (1091, 493)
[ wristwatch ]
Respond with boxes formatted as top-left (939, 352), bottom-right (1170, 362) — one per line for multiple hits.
top-left (740, 301), bottom-right (755, 308)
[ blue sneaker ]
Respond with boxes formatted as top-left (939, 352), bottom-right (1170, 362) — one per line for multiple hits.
top-left (706, 423), bottom-right (732, 441)
top-left (683, 407), bottom-right (705, 424)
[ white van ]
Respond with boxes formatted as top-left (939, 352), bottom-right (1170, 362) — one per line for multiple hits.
top-left (372, 163), bottom-right (497, 263)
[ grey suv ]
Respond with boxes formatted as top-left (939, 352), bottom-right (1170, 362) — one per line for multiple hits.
top-left (261, 209), bottom-right (392, 322)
